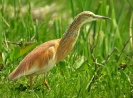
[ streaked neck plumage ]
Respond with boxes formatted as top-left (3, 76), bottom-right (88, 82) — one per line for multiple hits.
top-left (62, 13), bottom-right (88, 41)
top-left (56, 13), bottom-right (88, 62)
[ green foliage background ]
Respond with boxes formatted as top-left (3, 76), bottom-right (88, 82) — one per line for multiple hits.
top-left (0, 0), bottom-right (133, 97)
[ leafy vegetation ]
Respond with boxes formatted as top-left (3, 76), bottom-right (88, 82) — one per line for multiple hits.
top-left (0, 0), bottom-right (133, 97)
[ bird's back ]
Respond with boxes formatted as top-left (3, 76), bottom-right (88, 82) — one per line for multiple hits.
top-left (8, 39), bottom-right (60, 80)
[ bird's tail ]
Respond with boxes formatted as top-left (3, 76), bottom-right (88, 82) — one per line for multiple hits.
top-left (8, 66), bottom-right (22, 80)
top-left (8, 72), bottom-right (16, 80)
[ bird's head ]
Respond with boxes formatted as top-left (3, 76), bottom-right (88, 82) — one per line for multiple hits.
top-left (76, 11), bottom-right (110, 24)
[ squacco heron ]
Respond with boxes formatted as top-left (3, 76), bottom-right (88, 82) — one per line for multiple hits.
top-left (8, 11), bottom-right (110, 89)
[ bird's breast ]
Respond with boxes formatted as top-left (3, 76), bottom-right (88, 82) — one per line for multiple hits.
top-left (34, 59), bottom-right (56, 74)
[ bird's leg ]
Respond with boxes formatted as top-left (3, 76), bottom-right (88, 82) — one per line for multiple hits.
top-left (44, 79), bottom-right (50, 89)
top-left (44, 74), bottom-right (50, 90)
top-left (30, 75), bottom-right (33, 89)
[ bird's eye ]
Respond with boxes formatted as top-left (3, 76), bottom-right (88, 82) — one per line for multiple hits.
top-left (89, 14), bottom-right (92, 17)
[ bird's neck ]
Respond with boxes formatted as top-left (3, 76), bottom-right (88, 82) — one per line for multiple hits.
top-left (60, 15), bottom-right (86, 46)
top-left (56, 16), bottom-right (85, 63)
top-left (62, 15), bottom-right (86, 40)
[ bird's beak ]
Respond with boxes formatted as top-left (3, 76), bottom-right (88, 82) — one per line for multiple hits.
top-left (94, 15), bottom-right (111, 20)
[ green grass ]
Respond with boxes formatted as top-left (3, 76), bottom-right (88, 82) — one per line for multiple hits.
top-left (0, 0), bottom-right (133, 97)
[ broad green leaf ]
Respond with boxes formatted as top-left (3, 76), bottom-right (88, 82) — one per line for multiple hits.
top-left (10, 46), bottom-right (20, 62)
top-left (77, 60), bottom-right (89, 71)
top-left (73, 56), bottom-right (88, 70)
top-left (9, 42), bottom-right (37, 61)
top-left (19, 42), bottom-right (38, 57)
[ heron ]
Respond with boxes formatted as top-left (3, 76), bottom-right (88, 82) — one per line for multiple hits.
top-left (8, 11), bottom-right (110, 89)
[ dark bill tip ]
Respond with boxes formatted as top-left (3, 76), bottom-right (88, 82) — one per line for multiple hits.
top-left (101, 16), bottom-right (111, 20)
